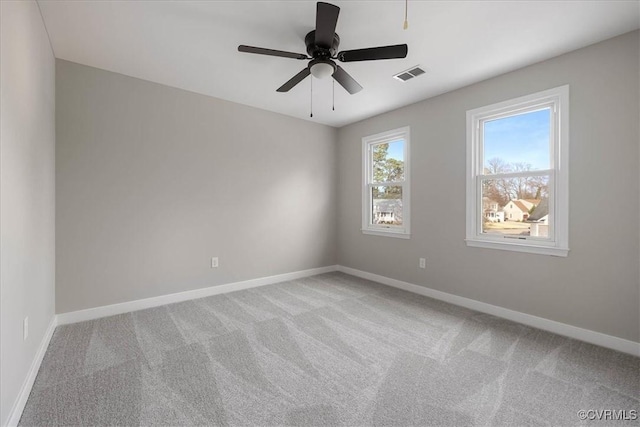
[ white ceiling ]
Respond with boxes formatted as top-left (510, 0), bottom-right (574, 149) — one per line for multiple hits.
top-left (38, 1), bottom-right (639, 128)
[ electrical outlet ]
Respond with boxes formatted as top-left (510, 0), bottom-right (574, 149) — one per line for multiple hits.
top-left (419, 258), bottom-right (426, 269)
top-left (211, 257), bottom-right (219, 268)
top-left (23, 316), bottom-right (29, 341)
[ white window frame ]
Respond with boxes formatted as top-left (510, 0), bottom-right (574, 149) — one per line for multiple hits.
top-left (362, 126), bottom-right (410, 239)
top-left (466, 86), bottom-right (569, 256)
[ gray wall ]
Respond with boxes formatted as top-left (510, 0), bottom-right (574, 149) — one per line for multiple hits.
top-left (55, 60), bottom-right (337, 314)
top-left (337, 31), bottom-right (640, 343)
top-left (0, 1), bottom-right (56, 424)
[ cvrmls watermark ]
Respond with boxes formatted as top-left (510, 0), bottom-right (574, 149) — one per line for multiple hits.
top-left (577, 410), bottom-right (637, 421)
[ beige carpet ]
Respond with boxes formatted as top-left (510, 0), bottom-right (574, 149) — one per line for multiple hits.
top-left (20, 272), bottom-right (639, 426)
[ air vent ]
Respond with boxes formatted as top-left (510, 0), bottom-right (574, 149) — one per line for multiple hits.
top-left (393, 66), bottom-right (426, 82)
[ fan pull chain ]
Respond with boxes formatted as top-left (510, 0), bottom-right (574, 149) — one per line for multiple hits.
top-left (403, 0), bottom-right (409, 29)
top-left (332, 79), bottom-right (335, 111)
top-left (310, 77), bottom-right (313, 118)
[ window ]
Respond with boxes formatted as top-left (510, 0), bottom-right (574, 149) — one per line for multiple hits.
top-left (362, 126), bottom-right (410, 238)
top-left (466, 86), bottom-right (569, 256)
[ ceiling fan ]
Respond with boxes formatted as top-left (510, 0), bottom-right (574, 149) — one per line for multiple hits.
top-left (238, 2), bottom-right (408, 95)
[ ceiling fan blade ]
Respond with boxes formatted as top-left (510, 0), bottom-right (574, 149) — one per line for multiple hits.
top-left (315, 2), bottom-right (340, 48)
top-left (238, 45), bottom-right (308, 60)
top-left (332, 66), bottom-right (362, 94)
top-left (277, 68), bottom-right (311, 92)
top-left (337, 44), bottom-right (408, 62)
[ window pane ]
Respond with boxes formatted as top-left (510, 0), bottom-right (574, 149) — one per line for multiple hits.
top-left (372, 140), bottom-right (404, 183)
top-left (481, 176), bottom-right (550, 238)
top-left (371, 186), bottom-right (403, 226)
top-left (483, 108), bottom-right (551, 173)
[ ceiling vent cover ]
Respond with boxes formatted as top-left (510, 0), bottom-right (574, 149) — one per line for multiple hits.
top-left (393, 66), bottom-right (425, 82)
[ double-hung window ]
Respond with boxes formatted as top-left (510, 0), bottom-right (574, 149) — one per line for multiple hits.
top-left (362, 126), bottom-right (410, 238)
top-left (466, 86), bottom-right (569, 256)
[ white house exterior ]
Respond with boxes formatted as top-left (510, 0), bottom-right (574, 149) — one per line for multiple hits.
top-left (527, 199), bottom-right (549, 237)
top-left (373, 198), bottom-right (402, 225)
top-left (503, 199), bottom-right (541, 221)
top-left (530, 219), bottom-right (549, 237)
top-left (482, 197), bottom-right (504, 222)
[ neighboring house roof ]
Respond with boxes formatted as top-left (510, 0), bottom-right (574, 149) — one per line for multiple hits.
top-left (528, 198), bottom-right (549, 221)
top-left (506, 200), bottom-right (530, 213)
top-left (523, 199), bottom-right (542, 206)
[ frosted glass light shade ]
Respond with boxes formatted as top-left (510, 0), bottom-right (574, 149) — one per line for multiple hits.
top-left (310, 62), bottom-right (335, 79)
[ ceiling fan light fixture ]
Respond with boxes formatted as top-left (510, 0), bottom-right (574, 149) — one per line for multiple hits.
top-left (309, 60), bottom-right (336, 79)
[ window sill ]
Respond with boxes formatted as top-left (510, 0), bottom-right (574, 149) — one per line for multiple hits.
top-left (465, 238), bottom-right (568, 257)
top-left (362, 229), bottom-right (410, 239)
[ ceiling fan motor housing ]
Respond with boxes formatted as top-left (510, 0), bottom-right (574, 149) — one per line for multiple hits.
top-left (305, 30), bottom-right (340, 58)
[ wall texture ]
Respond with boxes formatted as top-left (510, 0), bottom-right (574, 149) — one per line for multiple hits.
top-left (337, 31), bottom-right (640, 343)
top-left (0, 1), bottom-right (56, 424)
top-left (55, 60), bottom-right (337, 314)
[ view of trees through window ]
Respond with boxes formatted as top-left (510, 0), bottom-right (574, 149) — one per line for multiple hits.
top-left (480, 108), bottom-right (551, 238)
top-left (371, 141), bottom-right (404, 226)
top-left (482, 158), bottom-right (549, 206)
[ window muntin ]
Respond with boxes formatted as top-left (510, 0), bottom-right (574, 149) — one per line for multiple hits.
top-left (466, 86), bottom-right (568, 256)
top-left (363, 127), bottom-right (410, 238)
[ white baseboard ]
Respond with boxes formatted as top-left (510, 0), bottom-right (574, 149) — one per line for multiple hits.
top-left (7, 264), bottom-right (637, 427)
top-left (55, 262), bottom-right (640, 356)
top-left (336, 265), bottom-right (640, 357)
top-left (56, 265), bottom-right (339, 325)
top-left (6, 316), bottom-right (57, 427)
